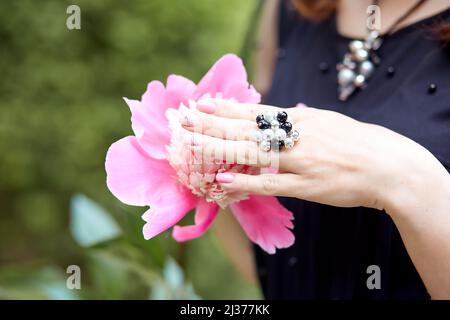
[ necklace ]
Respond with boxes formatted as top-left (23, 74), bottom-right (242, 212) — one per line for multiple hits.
top-left (337, 0), bottom-right (429, 101)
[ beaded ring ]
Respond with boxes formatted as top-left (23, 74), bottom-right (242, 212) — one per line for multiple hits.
top-left (254, 111), bottom-right (299, 152)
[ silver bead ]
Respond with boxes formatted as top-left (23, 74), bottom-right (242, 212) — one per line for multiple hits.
top-left (338, 68), bottom-right (356, 86)
top-left (359, 60), bottom-right (374, 77)
top-left (253, 130), bottom-right (263, 143)
top-left (354, 49), bottom-right (369, 62)
top-left (291, 130), bottom-right (300, 141)
top-left (262, 129), bottom-right (274, 141)
top-left (263, 111), bottom-right (275, 123)
top-left (349, 40), bottom-right (364, 53)
top-left (270, 119), bottom-right (280, 129)
top-left (260, 140), bottom-right (271, 152)
top-left (284, 137), bottom-right (294, 149)
top-left (353, 74), bottom-right (366, 87)
top-left (274, 128), bottom-right (287, 141)
top-left (368, 30), bottom-right (380, 41)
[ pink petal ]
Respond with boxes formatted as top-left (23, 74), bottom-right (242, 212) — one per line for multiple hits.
top-left (126, 78), bottom-right (197, 160)
top-left (141, 80), bottom-right (168, 123)
top-left (106, 136), bottom-right (178, 206)
top-left (172, 199), bottom-right (219, 241)
top-left (230, 195), bottom-right (294, 254)
top-left (165, 75), bottom-right (197, 108)
top-left (124, 97), bottom-right (170, 160)
top-left (142, 190), bottom-right (198, 240)
top-left (195, 54), bottom-right (261, 103)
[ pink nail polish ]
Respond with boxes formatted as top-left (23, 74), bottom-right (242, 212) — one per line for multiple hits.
top-left (197, 100), bottom-right (216, 113)
top-left (215, 172), bottom-right (234, 183)
top-left (296, 102), bottom-right (306, 108)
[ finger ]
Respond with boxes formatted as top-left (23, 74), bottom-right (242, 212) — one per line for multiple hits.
top-left (196, 98), bottom-right (303, 122)
top-left (180, 109), bottom-right (256, 141)
top-left (215, 172), bottom-right (300, 197)
top-left (187, 132), bottom-right (286, 168)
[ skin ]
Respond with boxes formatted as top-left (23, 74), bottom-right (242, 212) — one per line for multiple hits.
top-left (181, 98), bottom-right (450, 298)
top-left (184, 0), bottom-right (450, 297)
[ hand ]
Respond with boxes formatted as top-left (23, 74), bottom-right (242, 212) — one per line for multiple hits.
top-left (180, 98), bottom-right (446, 212)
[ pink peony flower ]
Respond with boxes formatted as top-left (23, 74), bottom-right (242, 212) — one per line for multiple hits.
top-left (105, 54), bottom-right (294, 254)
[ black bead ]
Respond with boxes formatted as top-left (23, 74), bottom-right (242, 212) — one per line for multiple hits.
top-left (428, 83), bottom-right (437, 94)
top-left (277, 140), bottom-right (285, 148)
top-left (280, 121), bottom-right (292, 133)
top-left (386, 66), bottom-right (395, 78)
top-left (277, 111), bottom-right (288, 123)
top-left (288, 256), bottom-right (297, 266)
top-left (319, 61), bottom-right (329, 74)
top-left (256, 114), bottom-right (264, 122)
top-left (257, 120), bottom-right (270, 129)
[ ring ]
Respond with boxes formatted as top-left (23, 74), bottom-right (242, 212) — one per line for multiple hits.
top-left (254, 110), bottom-right (299, 152)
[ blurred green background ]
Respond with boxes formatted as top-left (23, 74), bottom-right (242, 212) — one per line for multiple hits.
top-left (0, 0), bottom-right (262, 299)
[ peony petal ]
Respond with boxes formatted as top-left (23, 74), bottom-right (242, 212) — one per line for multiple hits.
top-left (230, 195), bottom-right (294, 254)
top-left (141, 80), bottom-right (169, 123)
top-left (126, 81), bottom-right (170, 159)
top-left (195, 54), bottom-right (261, 103)
top-left (142, 190), bottom-right (198, 240)
top-left (172, 199), bottom-right (219, 242)
top-left (106, 136), bottom-right (178, 206)
top-left (165, 74), bottom-right (197, 108)
top-left (124, 97), bottom-right (170, 160)
top-left (126, 78), bottom-right (197, 160)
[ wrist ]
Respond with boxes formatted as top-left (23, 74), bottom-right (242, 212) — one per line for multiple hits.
top-left (380, 146), bottom-right (450, 220)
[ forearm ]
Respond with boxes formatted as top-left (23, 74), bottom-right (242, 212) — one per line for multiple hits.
top-left (384, 147), bottom-right (450, 299)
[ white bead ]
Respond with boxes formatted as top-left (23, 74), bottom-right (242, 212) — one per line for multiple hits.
top-left (291, 130), bottom-right (300, 141)
top-left (284, 137), bottom-right (294, 149)
top-left (349, 40), bottom-right (364, 52)
top-left (338, 68), bottom-right (356, 86)
top-left (270, 120), bottom-right (280, 129)
top-left (368, 30), bottom-right (380, 41)
top-left (262, 129), bottom-right (274, 141)
top-left (354, 49), bottom-right (369, 62)
top-left (359, 60), bottom-right (374, 77)
top-left (253, 130), bottom-right (263, 143)
top-left (263, 111), bottom-right (275, 123)
top-left (260, 140), bottom-right (271, 152)
top-left (353, 74), bottom-right (366, 87)
top-left (274, 128), bottom-right (287, 141)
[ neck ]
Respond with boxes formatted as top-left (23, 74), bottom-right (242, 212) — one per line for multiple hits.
top-left (337, 0), bottom-right (449, 38)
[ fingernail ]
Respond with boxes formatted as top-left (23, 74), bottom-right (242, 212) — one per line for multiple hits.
top-left (215, 172), bottom-right (234, 183)
top-left (296, 103), bottom-right (306, 108)
top-left (197, 100), bottom-right (216, 113)
top-left (180, 111), bottom-right (199, 127)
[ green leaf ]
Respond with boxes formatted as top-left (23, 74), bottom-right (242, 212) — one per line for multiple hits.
top-left (163, 257), bottom-right (184, 289)
top-left (150, 257), bottom-right (201, 300)
top-left (70, 194), bottom-right (122, 247)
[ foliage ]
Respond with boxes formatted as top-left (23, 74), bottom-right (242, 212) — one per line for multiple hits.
top-left (0, 0), bottom-right (261, 299)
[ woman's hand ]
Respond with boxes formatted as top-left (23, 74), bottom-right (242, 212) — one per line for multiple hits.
top-left (181, 98), bottom-right (450, 298)
top-left (180, 98), bottom-right (448, 213)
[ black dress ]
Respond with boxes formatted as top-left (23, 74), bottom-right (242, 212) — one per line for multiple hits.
top-left (254, 1), bottom-right (450, 299)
